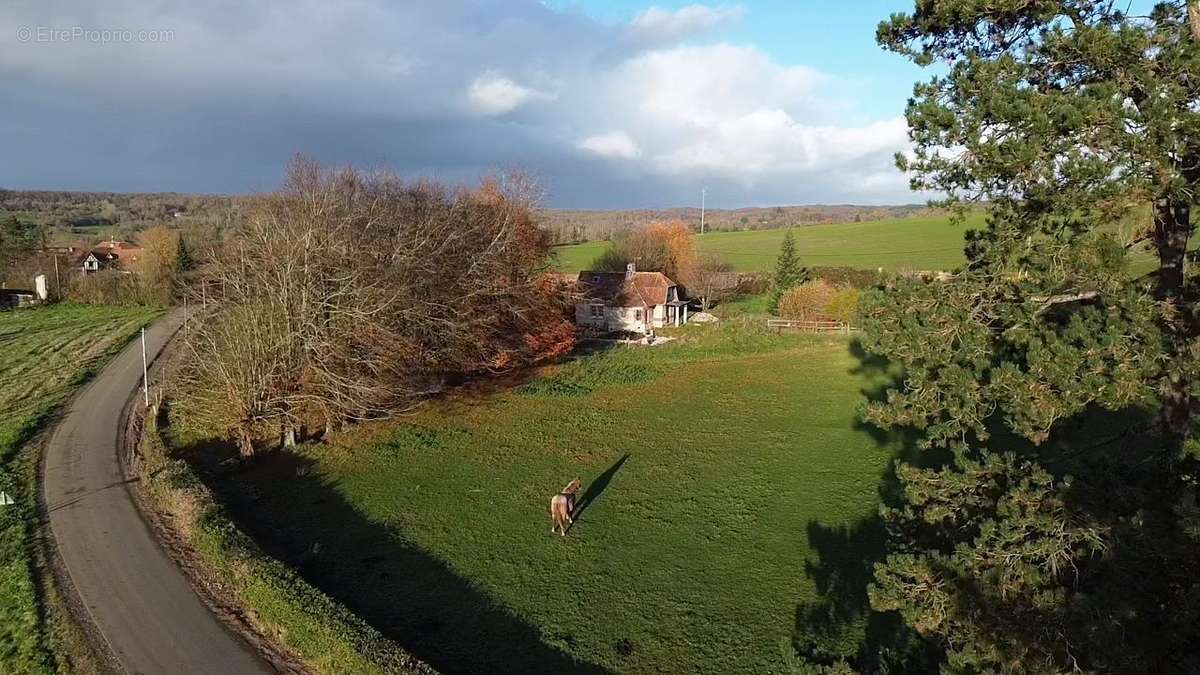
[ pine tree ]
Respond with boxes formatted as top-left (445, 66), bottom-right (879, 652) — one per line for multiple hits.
top-left (768, 229), bottom-right (806, 315)
top-left (842, 2), bottom-right (1200, 672)
top-left (175, 235), bottom-right (194, 272)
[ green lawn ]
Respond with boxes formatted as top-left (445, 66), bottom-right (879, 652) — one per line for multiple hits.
top-left (183, 323), bottom-right (900, 674)
top-left (0, 303), bottom-right (158, 674)
top-left (552, 213), bottom-right (988, 273)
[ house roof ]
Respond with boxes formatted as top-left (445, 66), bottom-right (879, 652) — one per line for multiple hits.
top-left (76, 241), bottom-right (143, 269)
top-left (74, 249), bottom-right (116, 265)
top-left (576, 271), bottom-right (676, 307)
top-left (96, 241), bottom-right (143, 254)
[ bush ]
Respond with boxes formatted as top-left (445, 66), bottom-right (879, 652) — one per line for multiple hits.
top-left (824, 287), bottom-right (861, 325)
top-left (735, 272), bottom-right (771, 295)
top-left (808, 267), bottom-right (883, 289)
top-left (778, 281), bottom-right (836, 320)
top-left (520, 350), bottom-right (662, 397)
top-left (778, 282), bottom-right (861, 325)
top-left (64, 270), bottom-right (167, 306)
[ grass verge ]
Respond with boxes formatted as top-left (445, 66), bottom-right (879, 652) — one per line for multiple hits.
top-left (0, 303), bottom-right (159, 674)
top-left (136, 414), bottom-right (434, 675)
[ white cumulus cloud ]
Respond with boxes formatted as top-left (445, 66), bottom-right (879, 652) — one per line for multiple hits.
top-left (577, 131), bottom-right (642, 159)
top-left (572, 42), bottom-right (908, 187)
top-left (629, 4), bottom-right (746, 42)
top-left (467, 72), bottom-right (556, 115)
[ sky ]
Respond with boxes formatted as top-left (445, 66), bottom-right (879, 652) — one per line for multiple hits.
top-left (0, 1), bottom-right (935, 208)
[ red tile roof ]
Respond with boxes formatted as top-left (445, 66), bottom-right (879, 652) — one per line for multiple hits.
top-left (576, 271), bottom-right (676, 307)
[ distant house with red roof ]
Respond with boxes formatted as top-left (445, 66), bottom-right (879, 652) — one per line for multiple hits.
top-left (73, 240), bottom-right (144, 275)
top-left (574, 264), bottom-right (689, 334)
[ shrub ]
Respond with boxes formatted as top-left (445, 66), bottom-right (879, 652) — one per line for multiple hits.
top-left (808, 267), bottom-right (883, 289)
top-left (778, 282), bottom-right (860, 325)
top-left (735, 272), bottom-right (771, 295)
top-left (64, 270), bottom-right (165, 306)
top-left (823, 287), bottom-right (861, 325)
top-left (778, 281), bottom-right (836, 320)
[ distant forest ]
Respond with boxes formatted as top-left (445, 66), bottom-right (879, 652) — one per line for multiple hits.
top-left (534, 204), bottom-right (939, 244)
top-left (0, 189), bottom-right (245, 246)
top-left (0, 188), bottom-right (939, 246)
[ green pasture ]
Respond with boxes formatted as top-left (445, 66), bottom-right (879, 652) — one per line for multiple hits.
top-left (187, 322), bottom-right (902, 674)
top-left (0, 303), bottom-right (157, 674)
top-left (552, 213), bottom-right (987, 273)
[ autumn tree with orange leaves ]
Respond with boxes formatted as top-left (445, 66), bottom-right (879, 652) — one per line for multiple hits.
top-left (594, 218), bottom-right (698, 285)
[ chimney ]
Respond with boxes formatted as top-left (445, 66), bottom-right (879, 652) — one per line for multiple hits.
top-left (625, 262), bottom-right (636, 280)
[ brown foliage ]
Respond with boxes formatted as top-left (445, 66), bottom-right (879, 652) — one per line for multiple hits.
top-left (175, 157), bottom-right (573, 455)
top-left (778, 281), bottom-right (860, 324)
top-left (134, 224), bottom-right (181, 304)
top-left (593, 218), bottom-right (698, 284)
top-left (64, 270), bottom-right (147, 306)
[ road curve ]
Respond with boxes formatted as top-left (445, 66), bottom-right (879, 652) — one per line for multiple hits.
top-left (43, 313), bottom-right (270, 675)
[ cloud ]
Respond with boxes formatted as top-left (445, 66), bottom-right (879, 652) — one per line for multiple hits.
top-left (628, 4), bottom-right (745, 42)
top-left (577, 131), bottom-right (641, 159)
top-left (0, 0), bottom-right (919, 206)
top-left (468, 72), bottom-right (556, 115)
top-left (582, 43), bottom-right (906, 182)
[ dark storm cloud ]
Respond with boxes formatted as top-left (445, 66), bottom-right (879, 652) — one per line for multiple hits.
top-left (0, 1), bottom-right (918, 206)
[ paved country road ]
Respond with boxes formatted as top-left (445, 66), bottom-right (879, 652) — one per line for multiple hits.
top-left (43, 313), bottom-right (271, 674)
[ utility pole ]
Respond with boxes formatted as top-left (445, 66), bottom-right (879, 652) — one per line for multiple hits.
top-left (141, 327), bottom-right (149, 407)
top-left (53, 254), bottom-right (60, 296)
top-left (700, 187), bottom-right (706, 235)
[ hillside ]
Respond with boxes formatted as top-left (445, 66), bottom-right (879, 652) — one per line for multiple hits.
top-left (2, 189), bottom-right (944, 249)
top-left (553, 212), bottom-right (989, 273)
top-left (539, 204), bottom-right (940, 245)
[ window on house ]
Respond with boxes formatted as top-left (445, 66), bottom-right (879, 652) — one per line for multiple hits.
top-left (635, 309), bottom-right (643, 321)
top-left (590, 305), bottom-right (603, 318)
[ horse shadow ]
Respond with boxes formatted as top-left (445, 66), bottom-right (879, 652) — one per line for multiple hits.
top-left (571, 454), bottom-right (629, 527)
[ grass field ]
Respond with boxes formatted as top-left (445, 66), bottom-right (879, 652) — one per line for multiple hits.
top-left (551, 213), bottom-right (989, 273)
top-left (0, 303), bottom-right (158, 674)
top-left (181, 322), bottom-right (901, 673)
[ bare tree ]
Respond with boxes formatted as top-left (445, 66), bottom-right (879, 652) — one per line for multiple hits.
top-left (690, 255), bottom-right (737, 311)
top-left (174, 157), bottom-right (573, 456)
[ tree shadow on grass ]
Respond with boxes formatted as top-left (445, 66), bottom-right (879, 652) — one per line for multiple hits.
top-left (572, 453), bottom-right (629, 526)
top-left (785, 340), bottom-right (940, 672)
top-left (795, 341), bottom-right (1174, 672)
top-left (186, 444), bottom-right (610, 675)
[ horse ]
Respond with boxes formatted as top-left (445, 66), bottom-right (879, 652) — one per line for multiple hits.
top-left (550, 478), bottom-right (582, 536)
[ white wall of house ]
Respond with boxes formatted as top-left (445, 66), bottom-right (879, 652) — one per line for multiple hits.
top-left (608, 306), bottom-right (646, 332)
top-left (652, 304), bottom-right (666, 328)
top-left (576, 303), bottom-right (606, 329)
top-left (575, 303), bottom-right (655, 332)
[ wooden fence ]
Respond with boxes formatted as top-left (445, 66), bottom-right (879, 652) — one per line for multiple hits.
top-left (766, 318), bottom-right (858, 335)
